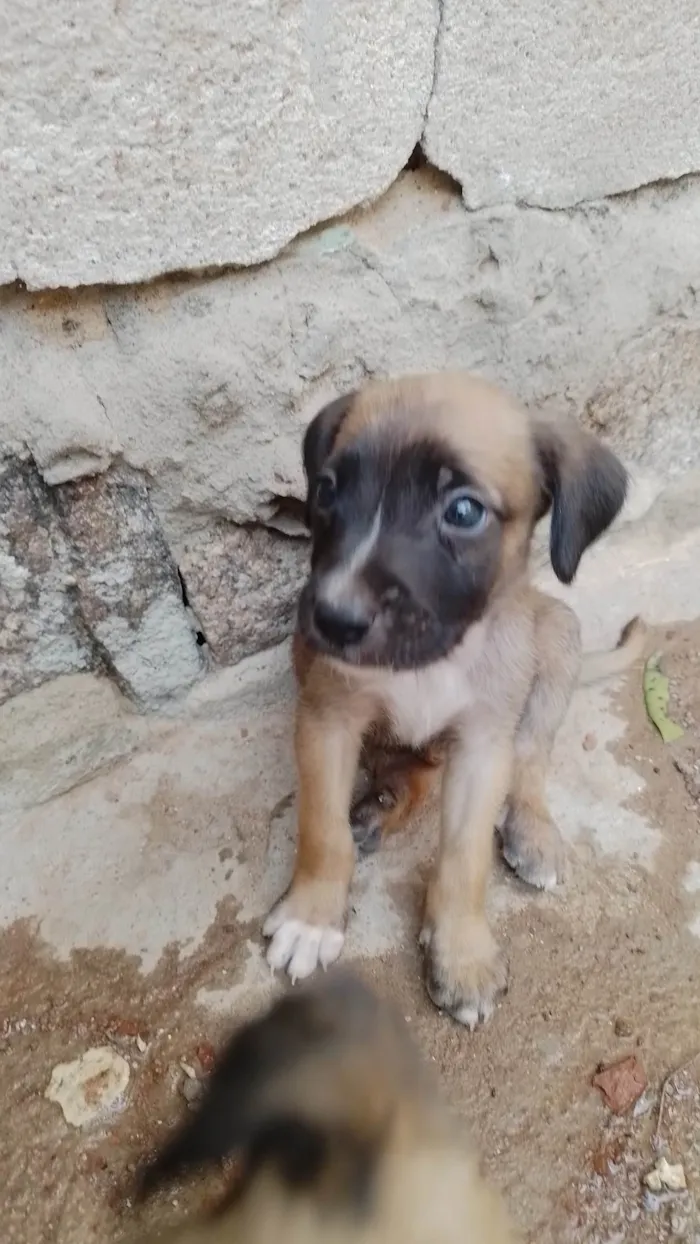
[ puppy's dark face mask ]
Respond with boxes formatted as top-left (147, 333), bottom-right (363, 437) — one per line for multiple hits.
top-left (298, 430), bottom-right (503, 670)
top-left (297, 385), bottom-right (628, 672)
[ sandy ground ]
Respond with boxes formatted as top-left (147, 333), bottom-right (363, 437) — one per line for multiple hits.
top-left (2, 471), bottom-right (700, 1244)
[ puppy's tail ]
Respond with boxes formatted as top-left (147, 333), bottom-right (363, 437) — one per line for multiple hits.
top-left (579, 615), bottom-right (647, 686)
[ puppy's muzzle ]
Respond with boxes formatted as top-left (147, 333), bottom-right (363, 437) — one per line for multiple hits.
top-left (313, 598), bottom-right (372, 649)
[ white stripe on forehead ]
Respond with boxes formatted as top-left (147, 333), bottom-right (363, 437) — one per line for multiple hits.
top-left (320, 503), bottom-right (383, 606)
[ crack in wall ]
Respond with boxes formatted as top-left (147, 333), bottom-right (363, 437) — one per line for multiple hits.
top-left (422, 0), bottom-right (444, 145)
top-left (5, 160), bottom-right (700, 304)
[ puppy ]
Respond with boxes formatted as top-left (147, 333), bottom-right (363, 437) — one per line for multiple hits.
top-left (131, 972), bottom-right (516, 1244)
top-left (263, 373), bottom-right (644, 1027)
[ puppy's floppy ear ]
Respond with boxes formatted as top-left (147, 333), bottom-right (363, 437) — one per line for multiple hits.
top-left (302, 392), bottom-right (356, 525)
top-left (534, 418), bottom-right (627, 584)
top-left (134, 972), bottom-right (393, 1207)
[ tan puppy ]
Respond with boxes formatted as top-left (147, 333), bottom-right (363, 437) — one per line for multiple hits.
top-left (263, 373), bottom-right (644, 1027)
top-left (131, 972), bottom-right (517, 1244)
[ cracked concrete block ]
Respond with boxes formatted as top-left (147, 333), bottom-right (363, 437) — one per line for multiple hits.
top-left (0, 459), bottom-right (92, 705)
top-left (4, 168), bottom-right (700, 537)
top-left (424, 0), bottom-right (700, 209)
top-left (176, 524), bottom-right (308, 667)
top-left (53, 470), bottom-right (205, 707)
top-left (5, 167), bottom-right (700, 527)
top-left (1, 0), bottom-right (437, 287)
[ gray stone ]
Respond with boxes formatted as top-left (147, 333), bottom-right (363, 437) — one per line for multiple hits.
top-left (53, 469), bottom-right (205, 707)
top-left (0, 458), bottom-right (92, 705)
top-left (424, 0), bottom-right (700, 209)
top-left (176, 523), bottom-right (309, 667)
top-left (0, 0), bottom-right (437, 287)
top-left (0, 673), bottom-right (164, 814)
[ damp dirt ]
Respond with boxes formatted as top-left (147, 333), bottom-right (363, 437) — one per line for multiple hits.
top-left (1, 619), bottom-right (700, 1244)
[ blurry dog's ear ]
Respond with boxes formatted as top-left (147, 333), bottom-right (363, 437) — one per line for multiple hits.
top-left (533, 418), bottom-right (627, 584)
top-left (302, 393), bottom-right (356, 527)
top-left (135, 972), bottom-right (400, 1209)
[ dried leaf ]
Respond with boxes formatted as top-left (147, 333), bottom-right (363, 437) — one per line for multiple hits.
top-left (592, 1055), bottom-right (647, 1114)
top-left (643, 653), bottom-right (684, 743)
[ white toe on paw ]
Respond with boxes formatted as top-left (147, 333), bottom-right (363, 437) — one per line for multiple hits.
top-left (266, 919), bottom-right (344, 982)
top-left (453, 1000), bottom-right (492, 1031)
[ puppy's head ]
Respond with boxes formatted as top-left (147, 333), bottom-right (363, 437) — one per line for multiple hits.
top-left (298, 375), bottom-right (627, 669)
top-left (135, 972), bottom-right (435, 1219)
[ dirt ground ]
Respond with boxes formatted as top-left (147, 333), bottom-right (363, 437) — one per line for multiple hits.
top-left (2, 487), bottom-right (700, 1244)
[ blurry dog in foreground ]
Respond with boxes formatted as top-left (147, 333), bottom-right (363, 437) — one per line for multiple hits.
top-left (131, 972), bottom-right (516, 1244)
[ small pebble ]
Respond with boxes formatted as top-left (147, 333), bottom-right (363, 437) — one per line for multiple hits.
top-left (614, 1017), bottom-right (633, 1037)
top-left (582, 733), bottom-right (597, 751)
top-left (181, 1076), bottom-right (204, 1107)
top-left (644, 1157), bottom-right (687, 1193)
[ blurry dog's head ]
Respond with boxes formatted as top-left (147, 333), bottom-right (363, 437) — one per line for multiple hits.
top-left (297, 374), bottom-right (627, 669)
top-left (132, 973), bottom-right (515, 1244)
top-left (135, 972), bottom-right (433, 1215)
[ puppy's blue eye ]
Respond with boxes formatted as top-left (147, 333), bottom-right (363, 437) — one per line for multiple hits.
top-left (443, 495), bottom-right (487, 531)
top-left (315, 472), bottom-right (337, 511)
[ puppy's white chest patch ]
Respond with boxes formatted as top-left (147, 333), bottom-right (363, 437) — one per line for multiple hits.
top-left (365, 628), bottom-right (485, 748)
top-left (381, 664), bottom-right (475, 746)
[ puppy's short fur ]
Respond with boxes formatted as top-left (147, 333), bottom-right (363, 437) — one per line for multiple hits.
top-left (263, 373), bottom-right (645, 1026)
top-left (132, 973), bottom-right (516, 1244)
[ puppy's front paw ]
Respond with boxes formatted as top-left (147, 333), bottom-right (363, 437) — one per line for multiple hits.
top-left (263, 883), bottom-right (347, 983)
top-left (420, 915), bottom-right (508, 1030)
top-left (501, 807), bottom-right (565, 891)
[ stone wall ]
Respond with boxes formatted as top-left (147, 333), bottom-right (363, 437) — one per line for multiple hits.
top-left (2, 1), bottom-right (700, 708)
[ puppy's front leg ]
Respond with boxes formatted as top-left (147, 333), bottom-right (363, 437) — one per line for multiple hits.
top-left (264, 702), bottom-right (365, 982)
top-left (421, 722), bottom-right (512, 1029)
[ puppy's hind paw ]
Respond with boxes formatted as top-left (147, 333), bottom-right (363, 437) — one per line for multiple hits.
top-left (421, 916), bottom-right (508, 1030)
top-left (500, 809), bottom-right (566, 891)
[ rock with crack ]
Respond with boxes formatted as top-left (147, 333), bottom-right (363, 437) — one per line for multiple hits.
top-left (53, 467), bottom-right (205, 707)
top-left (175, 520), bottom-right (309, 666)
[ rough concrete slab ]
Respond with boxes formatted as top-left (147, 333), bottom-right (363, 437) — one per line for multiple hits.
top-left (1, 478), bottom-right (700, 1242)
top-left (3, 170), bottom-right (700, 530)
top-left (424, 0), bottom-right (700, 209)
top-left (0, 0), bottom-right (437, 287)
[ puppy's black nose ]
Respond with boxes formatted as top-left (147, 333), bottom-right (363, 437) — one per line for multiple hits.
top-left (313, 600), bottom-right (371, 648)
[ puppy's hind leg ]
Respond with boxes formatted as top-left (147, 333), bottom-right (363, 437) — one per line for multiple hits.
top-left (501, 595), bottom-right (581, 890)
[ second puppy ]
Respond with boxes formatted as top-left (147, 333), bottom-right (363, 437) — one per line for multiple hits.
top-left (132, 972), bottom-right (516, 1244)
top-left (264, 372), bottom-right (643, 1027)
